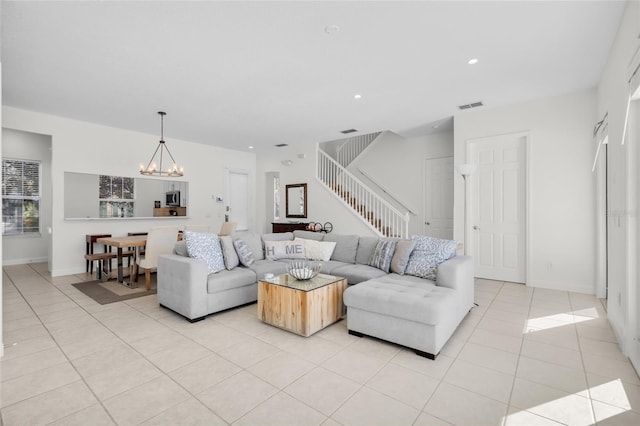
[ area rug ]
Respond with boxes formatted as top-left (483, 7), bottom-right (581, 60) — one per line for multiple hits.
top-left (72, 274), bottom-right (157, 305)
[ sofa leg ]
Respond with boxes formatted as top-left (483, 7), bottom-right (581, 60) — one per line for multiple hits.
top-left (415, 350), bottom-right (437, 360)
top-left (188, 316), bottom-right (206, 323)
top-left (348, 329), bottom-right (365, 338)
top-left (158, 304), bottom-right (206, 323)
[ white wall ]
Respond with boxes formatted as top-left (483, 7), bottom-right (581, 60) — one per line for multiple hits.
top-left (596, 0), bottom-right (640, 356)
top-left (255, 131), bottom-right (454, 237)
top-left (2, 106), bottom-right (257, 276)
top-left (454, 89), bottom-right (597, 294)
top-left (2, 128), bottom-right (52, 265)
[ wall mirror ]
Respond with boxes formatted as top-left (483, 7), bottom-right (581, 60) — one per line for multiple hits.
top-left (285, 183), bottom-right (307, 218)
top-left (64, 172), bottom-right (188, 219)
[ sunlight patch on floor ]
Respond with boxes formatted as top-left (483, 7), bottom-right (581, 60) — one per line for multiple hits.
top-left (504, 379), bottom-right (631, 425)
top-left (525, 312), bottom-right (597, 333)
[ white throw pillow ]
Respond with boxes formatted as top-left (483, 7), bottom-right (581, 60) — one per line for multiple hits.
top-left (264, 240), bottom-right (305, 260)
top-left (297, 238), bottom-right (336, 261)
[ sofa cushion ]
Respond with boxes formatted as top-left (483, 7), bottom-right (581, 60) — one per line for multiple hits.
top-left (262, 232), bottom-right (294, 242)
top-left (324, 234), bottom-right (359, 263)
top-left (355, 236), bottom-right (379, 265)
top-left (297, 238), bottom-right (336, 261)
top-left (233, 232), bottom-right (265, 260)
top-left (249, 259), bottom-right (289, 278)
top-left (368, 239), bottom-right (397, 273)
top-left (184, 231), bottom-right (225, 274)
top-left (264, 240), bottom-right (305, 260)
top-left (206, 267), bottom-right (257, 293)
top-left (233, 239), bottom-right (255, 267)
top-left (220, 236), bottom-right (240, 270)
top-left (405, 235), bottom-right (457, 280)
top-left (331, 263), bottom-right (387, 285)
top-left (316, 260), bottom-right (351, 275)
top-left (343, 275), bottom-right (456, 325)
top-left (293, 230), bottom-right (325, 241)
top-left (390, 239), bottom-right (415, 275)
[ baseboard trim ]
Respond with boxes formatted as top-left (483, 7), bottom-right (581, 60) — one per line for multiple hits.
top-left (2, 257), bottom-right (48, 266)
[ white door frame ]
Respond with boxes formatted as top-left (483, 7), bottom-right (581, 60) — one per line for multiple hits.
top-left (224, 167), bottom-right (252, 232)
top-left (466, 131), bottom-right (530, 284)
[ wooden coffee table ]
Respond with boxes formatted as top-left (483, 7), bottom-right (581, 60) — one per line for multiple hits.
top-left (257, 273), bottom-right (347, 337)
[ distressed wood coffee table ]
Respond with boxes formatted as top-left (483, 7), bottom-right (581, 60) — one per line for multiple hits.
top-left (257, 273), bottom-right (347, 337)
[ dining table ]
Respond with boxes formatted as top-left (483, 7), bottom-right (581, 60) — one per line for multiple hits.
top-left (96, 235), bottom-right (148, 288)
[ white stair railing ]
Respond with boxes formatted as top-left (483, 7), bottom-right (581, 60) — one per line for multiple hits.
top-left (336, 132), bottom-right (381, 167)
top-left (317, 147), bottom-right (409, 238)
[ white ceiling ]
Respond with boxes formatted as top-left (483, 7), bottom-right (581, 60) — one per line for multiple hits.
top-left (1, 1), bottom-right (626, 153)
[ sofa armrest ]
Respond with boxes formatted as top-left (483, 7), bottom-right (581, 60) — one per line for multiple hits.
top-left (436, 255), bottom-right (474, 314)
top-left (157, 254), bottom-right (209, 320)
top-left (436, 255), bottom-right (473, 291)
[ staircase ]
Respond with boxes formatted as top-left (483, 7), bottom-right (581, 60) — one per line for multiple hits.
top-left (336, 132), bottom-right (381, 167)
top-left (317, 144), bottom-right (409, 238)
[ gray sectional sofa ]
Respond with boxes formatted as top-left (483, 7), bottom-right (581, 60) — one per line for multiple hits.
top-left (157, 229), bottom-right (474, 359)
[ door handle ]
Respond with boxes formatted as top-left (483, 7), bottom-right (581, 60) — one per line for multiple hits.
top-left (473, 225), bottom-right (480, 230)
top-left (425, 222), bottom-right (430, 226)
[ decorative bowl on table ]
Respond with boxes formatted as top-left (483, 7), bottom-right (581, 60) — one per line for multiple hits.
top-left (287, 260), bottom-right (321, 280)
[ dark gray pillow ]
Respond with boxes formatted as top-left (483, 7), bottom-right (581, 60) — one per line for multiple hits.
top-left (368, 239), bottom-right (397, 273)
top-left (390, 239), bottom-right (415, 275)
top-left (220, 236), bottom-right (239, 270)
top-left (174, 240), bottom-right (189, 257)
top-left (324, 234), bottom-right (359, 263)
top-left (355, 236), bottom-right (379, 265)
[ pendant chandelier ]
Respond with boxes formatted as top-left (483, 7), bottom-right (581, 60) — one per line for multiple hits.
top-left (139, 111), bottom-right (184, 177)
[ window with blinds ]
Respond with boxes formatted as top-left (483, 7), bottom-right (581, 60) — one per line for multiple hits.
top-left (2, 159), bottom-right (41, 236)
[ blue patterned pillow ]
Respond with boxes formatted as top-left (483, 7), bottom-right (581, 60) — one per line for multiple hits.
top-left (233, 239), bottom-right (255, 267)
top-left (184, 231), bottom-right (225, 274)
top-left (404, 235), bottom-right (457, 281)
top-left (368, 239), bottom-right (397, 273)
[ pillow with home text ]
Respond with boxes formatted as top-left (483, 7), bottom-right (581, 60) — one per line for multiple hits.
top-left (264, 240), bottom-right (306, 260)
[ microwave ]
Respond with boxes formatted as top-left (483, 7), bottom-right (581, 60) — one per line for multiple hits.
top-left (166, 191), bottom-right (180, 207)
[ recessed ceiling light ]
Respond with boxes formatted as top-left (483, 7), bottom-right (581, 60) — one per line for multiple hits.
top-left (468, 58), bottom-right (479, 65)
top-left (354, 94), bottom-right (362, 100)
top-left (325, 24), bottom-right (340, 34)
top-left (248, 146), bottom-right (254, 149)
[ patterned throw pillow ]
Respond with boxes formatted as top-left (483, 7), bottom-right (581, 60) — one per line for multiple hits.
top-left (368, 239), bottom-right (397, 273)
top-left (233, 239), bottom-right (255, 267)
top-left (390, 239), bottom-right (416, 275)
top-left (219, 236), bottom-right (240, 270)
top-left (404, 235), bottom-right (457, 281)
top-left (264, 240), bottom-right (305, 260)
top-left (184, 231), bottom-right (225, 274)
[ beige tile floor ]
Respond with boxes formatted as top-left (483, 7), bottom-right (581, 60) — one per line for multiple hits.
top-left (2, 263), bottom-right (640, 425)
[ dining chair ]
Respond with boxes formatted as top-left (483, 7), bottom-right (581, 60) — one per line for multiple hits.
top-left (184, 224), bottom-right (211, 232)
top-left (136, 226), bottom-right (179, 290)
top-left (218, 222), bottom-right (237, 236)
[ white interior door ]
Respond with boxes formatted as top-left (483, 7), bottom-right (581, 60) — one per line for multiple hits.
top-left (424, 157), bottom-right (454, 239)
top-left (226, 168), bottom-right (251, 231)
top-left (469, 133), bottom-right (526, 283)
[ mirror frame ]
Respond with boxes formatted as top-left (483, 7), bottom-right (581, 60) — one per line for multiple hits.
top-left (285, 183), bottom-right (307, 218)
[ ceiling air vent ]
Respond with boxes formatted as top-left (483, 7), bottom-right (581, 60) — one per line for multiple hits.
top-left (275, 143), bottom-right (289, 147)
top-left (340, 128), bottom-right (358, 134)
top-left (458, 101), bottom-right (484, 110)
